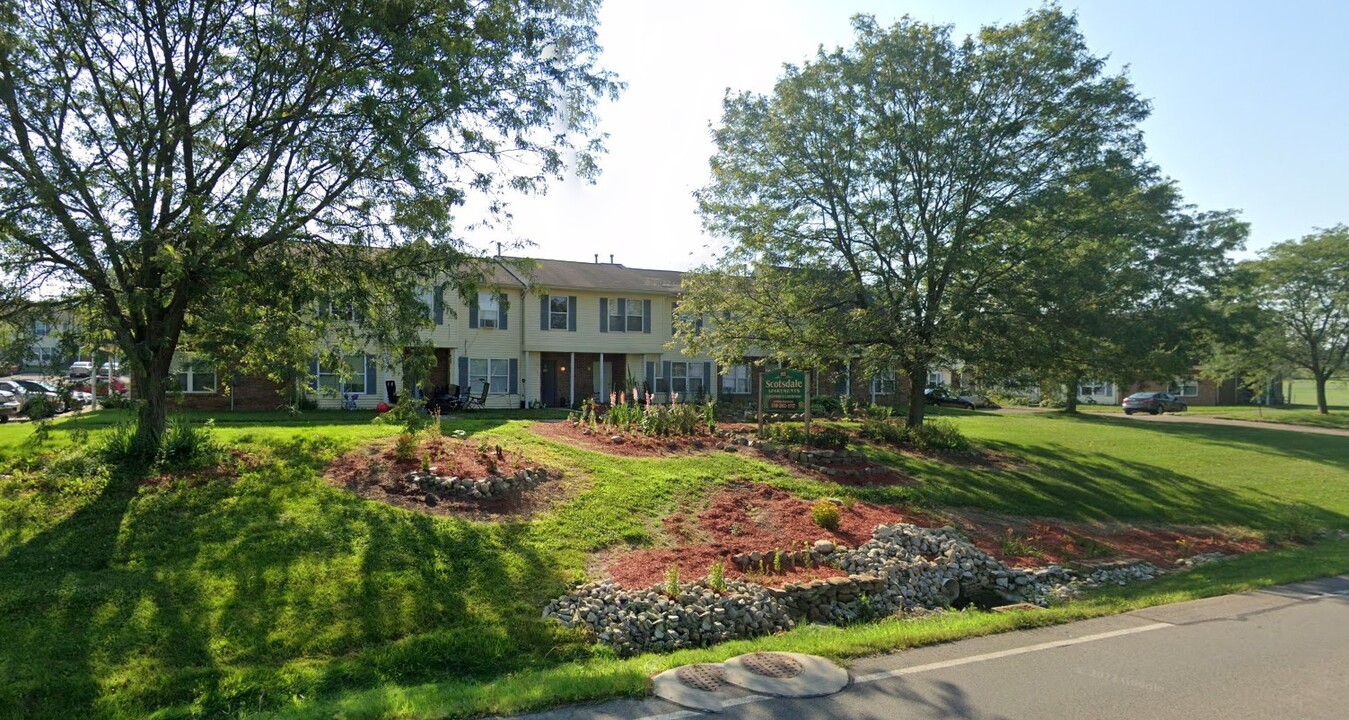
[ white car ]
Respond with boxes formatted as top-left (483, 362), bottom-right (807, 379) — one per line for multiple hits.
top-left (69, 360), bottom-right (94, 378)
top-left (98, 361), bottom-right (121, 375)
top-left (0, 390), bottom-right (18, 422)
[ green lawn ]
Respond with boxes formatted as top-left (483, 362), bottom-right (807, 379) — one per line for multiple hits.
top-left (1, 408), bottom-right (1347, 719)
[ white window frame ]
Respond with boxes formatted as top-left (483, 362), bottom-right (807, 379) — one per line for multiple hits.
top-left (469, 358), bottom-right (510, 395)
top-left (1079, 381), bottom-right (1113, 397)
top-left (607, 297), bottom-right (624, 333)
top-left (172, 355), bottom-right (218, 394)
top-left (722, 364), bottom-right (750, 394)
top-left (549, 296), bottom-right (569, 330)
top-left (317, 353), bottom-right (367, 394)
top-left (477, 291), bottom-right (500, 329)
top-left (872, 372), bottom-right (896, 395)
top-left (625, 298), bottom-right (643, 332)
top-left (670, 362), bottom-right (705, 396)
top-left (1169, 378), bottom-right (1200, 397)
top-left (927, 371), bottom-right (945, 387)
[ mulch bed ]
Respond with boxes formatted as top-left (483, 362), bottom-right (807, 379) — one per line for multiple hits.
top-left (603, 483), bottom-right (939, 589)
top-left (528, 420), bottom-right (724, 457)
top-left (324, 435), bottom-right (572, 520)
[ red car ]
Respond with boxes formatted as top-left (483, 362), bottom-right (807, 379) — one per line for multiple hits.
top-left (1122, 392), bottom-right (1188, 415)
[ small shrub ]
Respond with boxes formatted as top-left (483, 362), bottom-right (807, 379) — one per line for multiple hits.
top-left (98, 421), bottom-right (138, 464)
top-left (764, 422), bottom-right (806, 446)
top-left (808, 425), bottom-right (849, 450)
top-left (664, 565), bottom-right (680, 598)
top-left (997, 528), bottom-right (1045, 559)
top-left (394, 433), bottom-right (417, 462)
top-left (100, 389), bottom-right (131, 409)
top-left (810, 395), bottom-right (840, 416)
top-left (772, 549), bottom-right (782, 573)
top-left (157, 417), bottom-right (224, 471)
top-left (908, 418), bottom-right (970, 452)
top-left (811, 499), bottom-right (841, 531)
top-left (26, 418), bottom-right (53, 446)
top-left (420, 453), bottom-right (431, 473)
top-left (863, 403), bottom-right (893, 420)
top-left (708, 560), bottom-right (726, 593)
top-left (860, 418), bottom-right (907, 445)
top-left (375, 395), bottom-right (428, 434)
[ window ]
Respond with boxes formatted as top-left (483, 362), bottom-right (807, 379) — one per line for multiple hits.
top-left (469, 358), bottom-right (510, 395)
top-left (1169, 378), bottom-right (1200, 397)
top-left (172, 355), bottom-right (217, 394)
top-left (1079, 381), bottom-right (1113, 397)
top-left (670, 362), bottom-right (705, 396)
top-left (477, 292), bottom-right (499, 328)
top-left (317, 353), bottom-right (367, 394)
top-left (626, 299), bottom-right (643, 332)
top-left (549, 296), bottom-right (569, 330)
top-left (927, 371), bottom-right (945, 387)
top-left (872, 374), bottom-right (895, 395)
top-left (722, 364), bottom-right (750, 394)
top-left (33, 321), bottom-right (50, 337)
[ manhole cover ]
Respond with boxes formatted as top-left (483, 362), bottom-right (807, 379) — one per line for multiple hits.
top-left (676, 664), bottom-right (727, 692)
top-left (739, 652), bottom-right (803, 679)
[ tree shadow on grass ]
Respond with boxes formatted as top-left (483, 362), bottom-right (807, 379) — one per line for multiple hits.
top-left (909, 438), bottom-right (1349, 532)
top-left (0, 458), bottom-right (581, 719)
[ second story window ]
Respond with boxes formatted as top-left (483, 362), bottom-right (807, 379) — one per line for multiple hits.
top-left (478, 292), bottom-right (499, 328)
top-left (626, 298), bottom-right (643, 331)
top-left (607, 297), bottom-right (624, 332)
top-left (549, 296), bottom-right (569, 329)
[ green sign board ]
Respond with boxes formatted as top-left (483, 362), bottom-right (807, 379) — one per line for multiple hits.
top-left (763, 368), bottom-right (807, 412)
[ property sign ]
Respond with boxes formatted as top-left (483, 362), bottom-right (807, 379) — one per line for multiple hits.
top-left (763, 368), bottom-right (807, 412)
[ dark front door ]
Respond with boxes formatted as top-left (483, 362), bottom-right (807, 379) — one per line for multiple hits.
top-left (541, 357), bottom-right (560, 407)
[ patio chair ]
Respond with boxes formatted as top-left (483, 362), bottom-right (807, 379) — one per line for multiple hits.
top-left (462, 382), bottom-right (489, 411)
top-left (385, 380), bottom-right (398, 404)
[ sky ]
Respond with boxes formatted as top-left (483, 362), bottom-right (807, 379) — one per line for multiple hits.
top-left (466, 0), bottom-right (1349, 271)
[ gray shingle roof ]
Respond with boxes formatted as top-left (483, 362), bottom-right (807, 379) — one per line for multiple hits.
top-left (500, 257), bottom-right (683, 294)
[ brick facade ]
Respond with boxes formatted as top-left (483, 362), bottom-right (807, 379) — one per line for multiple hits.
top-left (166, 373), bottom-right (291, 411)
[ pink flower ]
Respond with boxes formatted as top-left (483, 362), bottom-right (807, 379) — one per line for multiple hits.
top-left (672, 392), bottom-right (679, 404)
top-left (609, 391), bottom-right (616, 407)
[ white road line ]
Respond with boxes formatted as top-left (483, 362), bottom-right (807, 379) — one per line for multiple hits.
top-left (852, 622), bottom-right (1173, 684)
top-left (633, 622), bottom-right (1173, 720)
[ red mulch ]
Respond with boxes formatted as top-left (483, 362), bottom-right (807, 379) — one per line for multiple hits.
top-left (934, 509), bottom-right (1266, 568)
top-left (529, 420), bottom-right (721, 457)
top-left (603, 484), bottom-right (1268, 590)
top-left (324, 436), bottom-right (571, 520)
top-left (604, 483), bottom-right (938, 589)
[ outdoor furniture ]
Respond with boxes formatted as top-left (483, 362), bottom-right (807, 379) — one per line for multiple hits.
top-left (341, 392), bottom-right (360, 410)
top-left (462, 382), bottom-right (489, 411)
top-left (385, 380), bottom-right (397, 404)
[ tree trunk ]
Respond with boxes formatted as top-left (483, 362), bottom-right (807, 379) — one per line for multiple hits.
top-left (1315, 372), bottom-right (1329, 415)
top-left (128, 336), bottom-right (180, 460)
top-left (906, 364), bottom-right (927, 427)
top-left (1063, 375), bottom-right (1081, 414)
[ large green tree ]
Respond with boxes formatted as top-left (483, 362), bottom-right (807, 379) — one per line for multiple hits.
top-left (0, 0), bottom-right (618, 451)
top-left (958, 159), bottom-right (1247, 412)
top-left (1232, 227), bottom-right (1349, 414)
top-left (681, 9), bottom-right (1148, 425)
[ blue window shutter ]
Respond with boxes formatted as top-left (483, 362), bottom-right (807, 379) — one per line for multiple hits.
top-left (468, 296), bottom-right (479, 328)
top-left (433, 286), bottom-right (444, 325)
top-left (540, 295), bottom-right (549, 331)
top-left (616, 298), bottom-right (626, 333)
top-left (645, 361), bottom-right (654, 393)
top-left (695, 316), bottom-right (703, 334)
top-left (567, 296), bottom-right (577, 331)
top-left (509, 358), bottom-right (518, 394)
top-left (498, 292), bottom-right (509, 330)
top-left (310, 356), bottom-right (320, 391)
top-left (365, 355), bottom-right (376, 394)
top-left (457, 356), bottom-right (469, 389)
top-left (661, 361), bottom-right (672, 394)
top-left (599, 298), bottom-right (608, 333)
top-left (643, 299), bottom-right (652, 333)
top-left (703, 362), bottom-right (712, 392)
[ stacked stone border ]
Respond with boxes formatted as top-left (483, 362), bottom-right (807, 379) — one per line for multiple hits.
top-left (402, 466), bottom-right (556, 500)
top-left (546, 522), bottom-right (1164, 656)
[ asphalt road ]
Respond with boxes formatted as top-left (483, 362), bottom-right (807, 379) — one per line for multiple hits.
top-left (519, 575), bottom-right (1349, 720)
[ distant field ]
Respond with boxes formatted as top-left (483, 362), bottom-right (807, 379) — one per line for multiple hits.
top-left (1284, 378), bottom-right (1349, 408)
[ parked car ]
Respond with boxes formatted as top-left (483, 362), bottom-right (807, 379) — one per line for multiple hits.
top-left (15, 379), bottom-right (76, 412)
top-left (69, 360), bottom-right (94, 378)
top-left (98, 360), bottom-right (121, 375)
top-left (924, 387), bottom-right (976, 410)
top-left (958, 393), bottom-right (1000, 409)
top-left (0, 390), bottom-right (18, 422)
top-left (1122, 392), bottom-right (1188, 415)
top-left (0, 379), bottom-right (30, 413)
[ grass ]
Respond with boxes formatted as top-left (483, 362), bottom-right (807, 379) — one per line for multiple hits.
top-left (1, 407), bottom-right (1348, 718)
